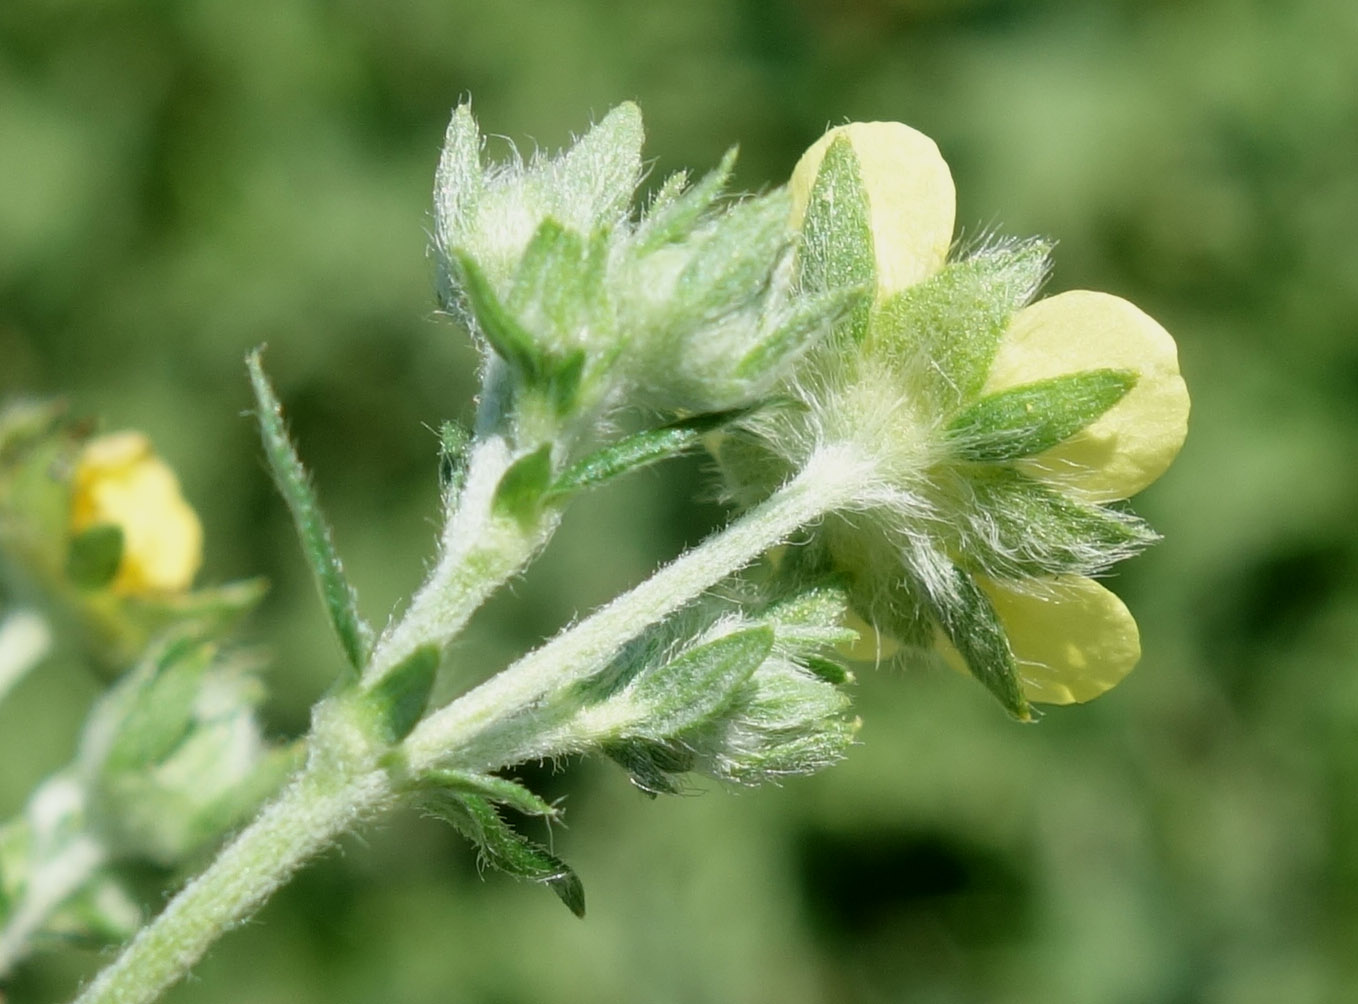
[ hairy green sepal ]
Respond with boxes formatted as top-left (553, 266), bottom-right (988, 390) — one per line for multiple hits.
top-left (931, 569), bottom-right (1030, 721)
top-left (948, 368), bottom-right (1137, 462)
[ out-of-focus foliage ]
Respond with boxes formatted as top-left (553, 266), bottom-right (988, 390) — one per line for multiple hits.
top-left (3, 0), bottom-right (1356, 1001)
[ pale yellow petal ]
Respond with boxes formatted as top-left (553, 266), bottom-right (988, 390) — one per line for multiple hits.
top-left (789, 121), bottom-right (955, 294)
top-left (984, 290), bottom-right (1189, 502)
top-left (977, 574), bottom-right (1140, 705)
top-left (71, 433), bottom-right (203, 594)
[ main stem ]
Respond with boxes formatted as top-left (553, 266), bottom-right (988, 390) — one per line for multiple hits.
top-left (72, 761), bottom-right (392, 1004)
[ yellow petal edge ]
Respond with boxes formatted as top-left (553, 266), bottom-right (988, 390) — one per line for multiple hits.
top-left (978, 574), bottom-right (1141, 704)
top-left (789, 122), bottom-right (955, 295)
top-left (985, 290), bottom-right (1190, 502)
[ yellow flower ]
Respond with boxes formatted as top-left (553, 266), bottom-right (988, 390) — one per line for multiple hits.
top-left (784, 122), bottom-right (1189, 711)
top-left (70, 432), bottom-right (203, 595)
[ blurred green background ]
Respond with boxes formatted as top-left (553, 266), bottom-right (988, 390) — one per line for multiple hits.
top-left (4, 0), bottom-right (1357, 1001)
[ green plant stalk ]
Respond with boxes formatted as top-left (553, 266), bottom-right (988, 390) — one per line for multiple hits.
top-left (72, 444), bottom-right (868, 1004)
top-left (72, 759), bottom-right (392, 1004)
top-left (361, 435), bottom-right (560, 689)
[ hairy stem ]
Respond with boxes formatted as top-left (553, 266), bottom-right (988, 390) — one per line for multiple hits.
top-left (362, 435), bottom-right (559, 688)
top-left (403, 444), bottom-right (870, 772)
top-left (72, 759), bottom-right (392, 1004)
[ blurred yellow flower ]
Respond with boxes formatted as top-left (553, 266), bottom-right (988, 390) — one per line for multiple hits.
top-left (789, 122), bottom-right (1189, 709)
top-left (69, 432), bottom-right (203, 595)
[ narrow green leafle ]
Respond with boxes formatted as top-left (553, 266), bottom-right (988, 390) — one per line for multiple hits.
top-left (428, 794), bottom-right (585, 918)
top-left (416, 769), bottom-right (558, 819)
top-left (947, 368), bottom-right (1137, 463)
top-left (634, 147), bottom-right (737, 253)
top-left (931, 568), bottom-right (1030, 721)
top-left (958, 467), bottom-right (1159, 578)
top-left (628, 625), bottom-right (773, 738)
top-left (367, 645), bottom-right (439, 743)
top-left (549, 409), bottom-right (751, 498)
top-left (247, 351), bottom-right (371, 674)
top-left (66, 524), bottom-right (124, 589)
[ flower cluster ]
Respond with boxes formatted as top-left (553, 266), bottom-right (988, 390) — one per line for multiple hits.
top-left (432, 103), bottom-right (849, 450)
top-left (716, 122), bottom-right (1189, 719)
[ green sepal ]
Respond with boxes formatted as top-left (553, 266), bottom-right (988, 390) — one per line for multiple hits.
top-left (761, 578), bottom-right (859, 648)
top-left (366, 644), bottom-right (439, 743)
top-left (428, 793), bottom-right (585, 917)
top-left (947, 368), bottom-right (1137, 463)
top-left (454, 251), bottom-right (545, 382)
top-left (549, 349), bottom-right (587, 417)
top-left (872, 241), bottom-right (1051, 413)
top-left (248, 350), bottom-right (372, 673)
top-left (66, 524), bottom-right (124, 589)
top-left (931, 569), bottom-right (1030, 721)
top-left (955, 467), bottom-right (1158, 579)
top-left (734, 284), bottom-right (867, 380)
top-left (796, 135), bottom-right (873, 339)
top-left (437, 421), bottom-right (471, 496)
top-left (628, 625), bottom-right (773, 739)
top-left (635, 147), bottom-right (737, 253)
top-left (602, 738), bottom-right (694, 797)
top-left (676, 190), bottom-right (791, 316)
top-left (552, 101), bottom-right (643, 231)
top-left (415, 769), bottom-right (557, 819)
top-left (802, 656), bottom-right (852, 686)
top-left (99, 637), bottom-right (215, 773)
top-left (493, 444), bottom-right (554, 524)
top-left (549, 408), bottom-right (751, 499)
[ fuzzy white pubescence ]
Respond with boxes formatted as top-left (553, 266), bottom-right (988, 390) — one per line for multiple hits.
top-left (570, 584), bottom-right (859, 788)
top-left (713, 245), bottom-right (1159, 648)
top-left (431, 103), bottom-right (844, 432)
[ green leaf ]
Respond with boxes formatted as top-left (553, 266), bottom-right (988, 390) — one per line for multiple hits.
top-left (947, 368), bottom-right (1137, 462)
top-left (493, 444), bottom-right (554, 523)
top-left (416, 769), bottom-right (557, 818)
top-left (931, 568), bottom-right (1030, 721)
top-left (367, 645), bottom-right (439, 743)
top-left (954, 466), bottom-right (1158, 578)
top-left (628, 625), bottom-right (773, 738)
top-left (549, 409), bottom-right (749, 499)
top-left (430, 794), bottom-right (585, 917)
top-left (796, 135), bottom-right (874, 339)
top-left (602, 738), bottom-right (694, 796)
top-left (66, 524), bottom-right (124, 589)
top-left (248, 350), bottom-right (372, 673)
top-left (453, 251), bottom-right (544, 381)
top-left (873, 241), bottom-right (1050, 413)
